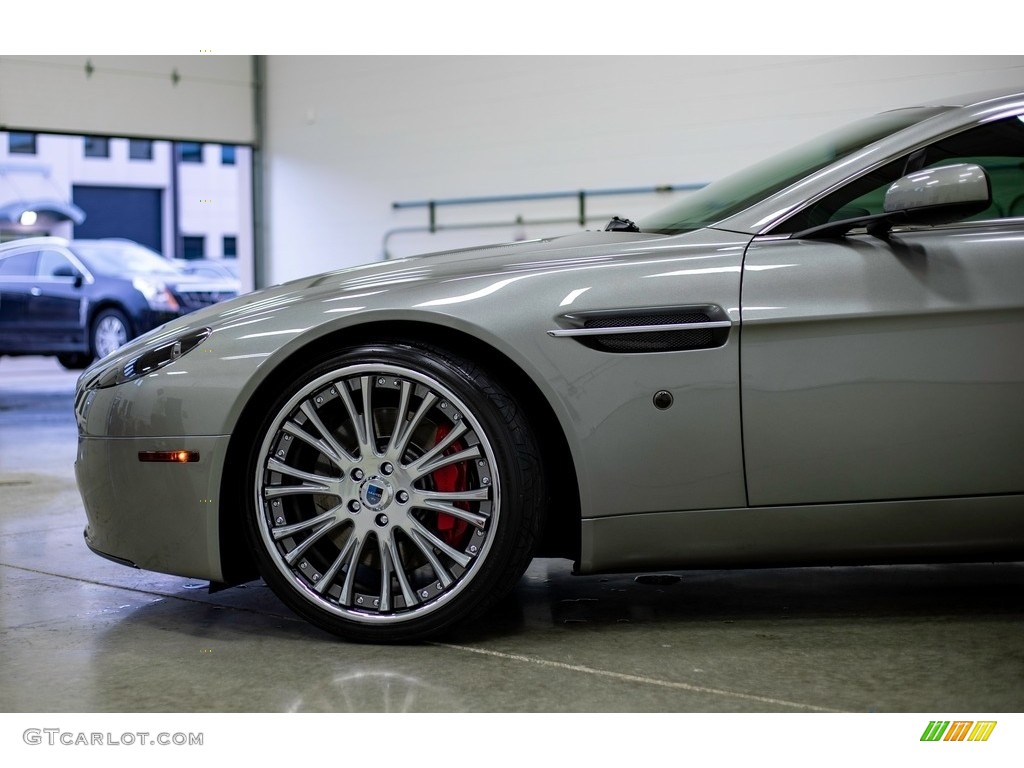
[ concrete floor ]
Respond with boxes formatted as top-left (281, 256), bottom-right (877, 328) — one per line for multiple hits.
top-left (1, 356), bottom-right (1022, 713)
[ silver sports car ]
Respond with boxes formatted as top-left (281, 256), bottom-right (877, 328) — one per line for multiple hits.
top-left (75, 88), bottom-right (1024, 642)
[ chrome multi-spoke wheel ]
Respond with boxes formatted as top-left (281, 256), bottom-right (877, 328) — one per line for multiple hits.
top-left (247, 344), bottom-right (543, 642)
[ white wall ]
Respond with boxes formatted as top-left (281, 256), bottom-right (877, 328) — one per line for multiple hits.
top-left (262, 55), bottom-right (1024, 284)
top-left (178, 144), bottom-right (254, 257)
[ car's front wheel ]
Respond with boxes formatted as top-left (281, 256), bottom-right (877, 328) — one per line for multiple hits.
top-left (245, 343), bottom-right (545, 642)
top-left (91, 308), bottom-right (130, 360)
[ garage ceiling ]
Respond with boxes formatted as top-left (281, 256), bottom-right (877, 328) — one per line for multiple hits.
top-left (0, 56), bottom-right (255, 145)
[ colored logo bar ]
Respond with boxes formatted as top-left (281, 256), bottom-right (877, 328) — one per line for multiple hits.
top-left (921, 721), bottom-right (997, 742)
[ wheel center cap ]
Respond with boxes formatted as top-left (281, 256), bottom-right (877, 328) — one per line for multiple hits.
top-left (359, 476), bottom-right (394, 511)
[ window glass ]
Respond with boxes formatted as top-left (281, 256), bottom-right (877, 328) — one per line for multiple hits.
top-left (223, 235), bottom-right (237, 257)
top-left (183, 236), bottom-right (205, 260)
top-left (0, 251), bottom-right (38, 276)
top-left (69, 241), bottom-right (179, 276)
top-left (639, 107), bottom-right (950, 235)
top-left (221, 145), bottom-right (236, 165)
top-left (129, 139), bottom-right (153, 160)
top-left (179, 142), bottom-right (203, 163)
top-left (8, 132), bottom-right (37, 155)
top-left (37, 250), bottom-right (75, 278)
top-left (84, 136), bottom-right (110, 158)
top-left (776, 115), bottom-right (1024, 233)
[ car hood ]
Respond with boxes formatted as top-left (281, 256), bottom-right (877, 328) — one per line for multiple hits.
top-left (205, 229), bottom-right (686, 315)
top-left (84, 226), bottom-right (748, 384)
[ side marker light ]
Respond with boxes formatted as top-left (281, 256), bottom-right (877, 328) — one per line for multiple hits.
top-left (138, 450), bottom-right (200, 463)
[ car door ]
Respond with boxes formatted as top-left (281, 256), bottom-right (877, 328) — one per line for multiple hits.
top-left (0, 248), bottom-right (40, 353)
top-left (24, 249), bottom-right (88, 351)
top-left (740, 114), bottom-right (1024, 506)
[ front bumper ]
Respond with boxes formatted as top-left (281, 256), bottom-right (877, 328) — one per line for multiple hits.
top-left (76, 433), bottom-right (231, 581)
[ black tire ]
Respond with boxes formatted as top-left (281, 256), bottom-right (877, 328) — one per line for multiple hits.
top-left (57, 352), bottom-right (93, 370)
top-left (91, 308), bottom-right (130, 360)
top-left (243, 342), bottom-right (545, 643)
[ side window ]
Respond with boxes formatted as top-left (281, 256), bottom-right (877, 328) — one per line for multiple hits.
top-left (0, 251), bottom-right (39, 277)
top-left (37, 250), bottom-right (77, 279)
top-left (778, 115), bottom-right (1024, 233)
top-left (922, 116), bottom-right (1024, 219)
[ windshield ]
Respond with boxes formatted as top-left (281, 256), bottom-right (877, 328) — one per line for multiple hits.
top-left (70, 241), bottom-right (181, 276)
top-left (638, 106), bottom-right (951, 235)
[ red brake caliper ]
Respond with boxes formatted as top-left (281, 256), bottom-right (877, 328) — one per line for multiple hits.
top-left (432, 423), bottom-right (470, 547)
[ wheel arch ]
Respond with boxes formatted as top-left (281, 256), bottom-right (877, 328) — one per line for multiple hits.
top-left (217, 319), bottom-right (582, 586)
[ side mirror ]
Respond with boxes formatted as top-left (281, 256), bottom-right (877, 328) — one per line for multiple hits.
top-left (53, 264), bottom-right (85, 287)
top-left (883, 163), bottom-right (991, 225)
top-left (792, 163), bottom-right (992, 240)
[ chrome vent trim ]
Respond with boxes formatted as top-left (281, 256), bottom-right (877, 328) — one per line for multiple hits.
top-left (548, 320), bottom-right (731, 337)
top-left (548, 305), bottom-right (731, 353)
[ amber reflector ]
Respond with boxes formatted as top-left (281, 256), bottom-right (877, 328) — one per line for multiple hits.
top-left (138, 450), bottom-right (200, 463)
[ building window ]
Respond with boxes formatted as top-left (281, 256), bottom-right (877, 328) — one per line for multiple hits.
top-left (129, 139), bottom-right (153, 160)
top-left (221, 145), bottom-right (236, 165)
top-left (8, 132), bottom-right (37, 155)
top-left (84, 136), bottom-right (110, 158)
top-left (223, 235), bottom-right (237, 258)
top-left (179, 142), bottom-right (203, 163)
top-left (182, 236), bottom-right (205, 260)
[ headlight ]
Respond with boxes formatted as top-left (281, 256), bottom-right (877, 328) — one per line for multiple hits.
top-left (132, 276), bottom-right (180, 312)
top-left (95, 327), bottom-right (211, 388)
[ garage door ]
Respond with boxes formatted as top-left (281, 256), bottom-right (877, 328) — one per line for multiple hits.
top-left (72, 185), bottom-right (163, 254)
top-left (0, 56), bottom-right (254, 145)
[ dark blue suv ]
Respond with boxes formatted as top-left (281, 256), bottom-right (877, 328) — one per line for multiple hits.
top-left (0, 237), bottom-right (238, 369)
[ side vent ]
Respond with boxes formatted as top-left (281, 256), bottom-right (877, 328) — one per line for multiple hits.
top-left (548, 305), bottom-right (731, 353)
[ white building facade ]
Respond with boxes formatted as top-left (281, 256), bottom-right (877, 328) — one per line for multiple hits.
top-left (0, 131), bottom-right (252, 285)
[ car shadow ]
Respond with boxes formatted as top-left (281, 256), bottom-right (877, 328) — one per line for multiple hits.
top-left (448, 559), bottom-right (1024, 641)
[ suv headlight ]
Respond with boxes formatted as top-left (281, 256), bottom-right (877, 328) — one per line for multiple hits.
top-left (132, 276), bottom-right (180, 312)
